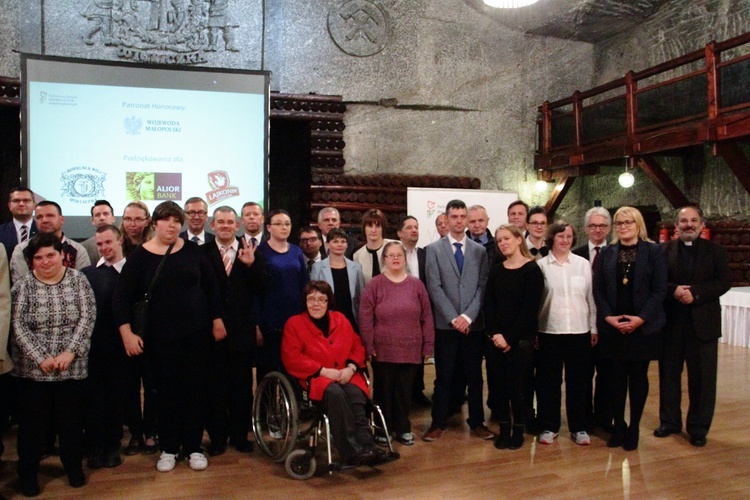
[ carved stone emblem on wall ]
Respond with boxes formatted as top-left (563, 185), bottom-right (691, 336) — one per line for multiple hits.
top-left (327, 0), bottom-right (391, 57)
top-left (80, 0), bottom-right (240, 65)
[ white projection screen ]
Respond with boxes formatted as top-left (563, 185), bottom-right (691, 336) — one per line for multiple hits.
top-left (22, 54), bottom-right (269, 238)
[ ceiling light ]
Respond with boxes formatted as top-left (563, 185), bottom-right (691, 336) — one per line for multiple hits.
top-left (619, 157), bottom-right (635, 188)
top-left (484, 0), bottom-right (541, 8)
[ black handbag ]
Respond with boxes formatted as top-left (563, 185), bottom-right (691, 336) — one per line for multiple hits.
top-left (131, 243), bottom-right (174, 335)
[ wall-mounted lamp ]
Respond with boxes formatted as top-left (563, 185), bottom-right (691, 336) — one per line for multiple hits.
top-left (535, 169), bottom-right (548, 192)
top-left (619, 157), bottom-right (635, 188)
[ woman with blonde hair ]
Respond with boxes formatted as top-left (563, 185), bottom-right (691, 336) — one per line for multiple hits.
top-left (593, 206), bottom-right (667, 451)
top-left (484, 225), bottom-right (543, 450)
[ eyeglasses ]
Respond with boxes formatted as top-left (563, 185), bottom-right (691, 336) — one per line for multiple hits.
top-left (270, 222), bottom-right (292, 227)
top-left (614, 220), bottom-right (636, 228)
top-left (306, 296), bottom-right (328, 304)
top-left (123, 217), bottom-right (148, 223)
top-left (384, 254), bottom-right (405, 259)
top-left (10, 198), bottom-right (33, 204)
top-left (186, 210), bottom-right (207, 217)
top-left (299, 237), bottom-right (319, 244)
top-left (587, 224), bottom-right (610, 230)
top-left (528, 221), bottom-right (547, 227)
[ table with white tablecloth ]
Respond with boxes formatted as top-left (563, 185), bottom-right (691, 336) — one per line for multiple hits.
top-left (720, 286), bottom-right (750, 348)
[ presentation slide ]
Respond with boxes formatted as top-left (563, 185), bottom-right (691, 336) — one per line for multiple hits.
top-left (23, 55), bottom-right (268, 238)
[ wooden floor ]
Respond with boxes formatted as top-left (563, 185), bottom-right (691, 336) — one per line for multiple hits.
top-left (1, 344), bottom-right (749, 499)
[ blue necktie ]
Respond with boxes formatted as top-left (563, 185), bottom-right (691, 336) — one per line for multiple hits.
top-left (454, 242), bottom-right (464, 273)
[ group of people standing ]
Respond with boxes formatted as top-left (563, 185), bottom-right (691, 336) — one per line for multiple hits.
top-left (0, 185), bottom-right (732, 495)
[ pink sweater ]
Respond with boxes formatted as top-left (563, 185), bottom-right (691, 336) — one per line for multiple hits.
top-left (359, 274), bottom-right (434, 364)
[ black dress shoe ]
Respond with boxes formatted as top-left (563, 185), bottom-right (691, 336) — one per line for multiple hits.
top-left (20, 477), bottom-right (41, 497)
top-left (87, 450), bottom-right (105, 469)
top-left (411, 393), bottom-right (432, 408)
top-left (233, 439), bottom-right (254, 453)
top-left (68, 469), bottom-right (86, 488)
top-left (690, 434), bottom-right (707, 447)
top-left (124, 437), bottom-right (144, 456)
top-left (653, 425), bottom-right (680, 438)
top-left (607, 423), bottom-right (626, 448)
top-left (623, 426), bottom-right (639, 451)
top-left (143, 436), bottom-right (159, 455)
top-left (207, 443), bottom-right (227, 457)
top-left (103, 448), bottom-right (122, 468)
top-left (348, 448), bottom-right (376, 467)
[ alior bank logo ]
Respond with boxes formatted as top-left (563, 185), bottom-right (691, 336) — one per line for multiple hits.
top-left (126, 172), bottom-right (182, 201)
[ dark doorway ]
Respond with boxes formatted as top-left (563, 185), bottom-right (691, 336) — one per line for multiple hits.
top-left (268, 119), bottom-right (311, 245)
top-left (0, 105), bottom-right (21, 221)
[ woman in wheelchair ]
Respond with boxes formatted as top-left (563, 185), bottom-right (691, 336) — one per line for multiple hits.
top-left (281, 281), bottom-right (387, 467)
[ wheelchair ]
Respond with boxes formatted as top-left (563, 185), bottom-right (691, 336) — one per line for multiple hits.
top-left (252, 371), bottom-right (399, 480)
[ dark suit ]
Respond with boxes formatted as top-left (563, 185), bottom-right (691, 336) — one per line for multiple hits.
top-left (573, 241), bottom-right (610, 429)
top-left (466, 229), bottom-right (500, 269)
top-left (204, 239), bottom-right (266, 446)
top-left (658, 238), bottom-right (731, 437)
top-left (425, 236), bottom-right (489, 430)
top-left (593, 239), bottom-right (667, 435)
top-left (179, 230), bottom-right (216, 245)
top-left (0, 220), bottom-right (38, 266)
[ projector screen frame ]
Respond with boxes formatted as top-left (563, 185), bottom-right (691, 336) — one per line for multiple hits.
top-left (20, 53), bottom-right (270, 239)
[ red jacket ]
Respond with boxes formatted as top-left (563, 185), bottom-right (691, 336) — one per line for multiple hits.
top-left (282, 311), bottom-right (369, 401)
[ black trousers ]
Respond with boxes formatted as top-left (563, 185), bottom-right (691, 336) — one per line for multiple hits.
top-left (0, 372), bottom-right (14, 457)
top-left (658, 331), bottom-right (718, 436)
top-left (523, 347), bottom-right (540, 424)
top-left (206, 342), bottom-right (255, 445)
top-left (85, 350), bottom-right (126, 451)
top-left (431, 329), bottom-right (485, 430)
top-left (537, 333), bottom-right (591, 434)
top-left (609, 359), bottom-right (650, 429)
top-left (485, 338), bottom-right (531, 426)
top-left (586, 344), bottom-right (612, 429)
top-left (16, 378), bottom-right (86, 481)
top-left (150, 334), bottom-right (209, 455)
top-left (372, 361), bottom-right (418, 435)
top-left (321, 383), bottom-right (373, 462)
top-left (124, 353), bottom-right (158, 440)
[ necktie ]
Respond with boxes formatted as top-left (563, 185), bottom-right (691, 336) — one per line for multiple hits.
top-left (592, 246), bottom-right (601, 269)
top-left (20, 224), bottom-right (28, 242)
top-left (251, 237), bottom-right (258, 248)
top-left (454, 242), bottom-right (464, 273)
top-left (367, 247), bottom-right (380, 278)
top-left (307, 259), bottom-right (313, 274)
top-left (220, 246), bottom-right (233, 275)
top-left (191, 236), bottom-right (200, 244)
top-left (475, 237), bottom-right (482, 244)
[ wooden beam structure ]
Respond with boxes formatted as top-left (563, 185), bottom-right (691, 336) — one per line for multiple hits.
top-left (545, 175), bottom-right (575, 219)
top-left (715, 142), bottom-right (750, 197)
top-left (636, 156), bottom-right (692, 208)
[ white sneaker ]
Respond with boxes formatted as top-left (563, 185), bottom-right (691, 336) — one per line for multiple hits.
top-left (572, 431), bottom-right (591, 445)
top-left (537, 431), bottom-right (558, 444)
top-left (156, 452), bottom-right (177, 472)
top-left (188, 452), bottom-right (208, 471)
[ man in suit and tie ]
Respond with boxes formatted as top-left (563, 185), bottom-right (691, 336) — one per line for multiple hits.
top-left (466, 205), bottom-right (499, 269)
top-left (11, 201), bottom-right (90, 283)
top-left (0, 187), bottom-right (38, 261)
top-left (655, 206), bottom-right (731, 447)
top-left (573, 206), bottom-right (612, 430)
top-left (81, 200), bottom-right (117, 265)
top-left (180, 197), bottom-right (215, 245)
top-left (398, 216), bottom-right (431, 407)
top-left (204, 206), bottom-right (265, 455)
top-left (423, 200), bottom-right (492, 441)
top-left (240, 201), bottom-right (265, 248)
top-left (507, 200), bottom-right (529, 233)
top-left (299, 226), bottom-right (325, 275)
top-left (318, 206), bottom-right (357, 258)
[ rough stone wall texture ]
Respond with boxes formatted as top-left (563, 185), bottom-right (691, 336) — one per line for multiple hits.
top-left (0, 0), bottom-right (19, 78)
top-left (556, 0), bottom-right (750, 226)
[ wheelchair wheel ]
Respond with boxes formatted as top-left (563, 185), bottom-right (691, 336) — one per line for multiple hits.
top-left (285, 449), bottom-right (317, 480)
top-left (252, 372), bottom-right (299, 462)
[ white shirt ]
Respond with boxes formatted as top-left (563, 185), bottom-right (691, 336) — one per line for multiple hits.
top-left (187, 230), bottom-right (207, 245)
top-left (216, 239), bottom-right (239, 262)
top-left (13, 219), bottom-right (31, 243)
top-left (537, 252), bottom-right (597, 334)
top-left (96, 257), bottom-right (126, 273)
top-left (587, 240), bottom-right (607, 260)
top-left (243, 233), bottom-right (261, 248)
top-left (403, 244), bottom-right (420, 279)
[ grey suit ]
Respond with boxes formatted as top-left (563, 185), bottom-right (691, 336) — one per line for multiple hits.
top-left (310, 257), bottom-right (365, 324)
top-left (425, 235), bottom-right (489, 430)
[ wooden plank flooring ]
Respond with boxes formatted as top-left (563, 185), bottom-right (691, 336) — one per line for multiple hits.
top-left (1, 344), bottom-right (749, 499)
